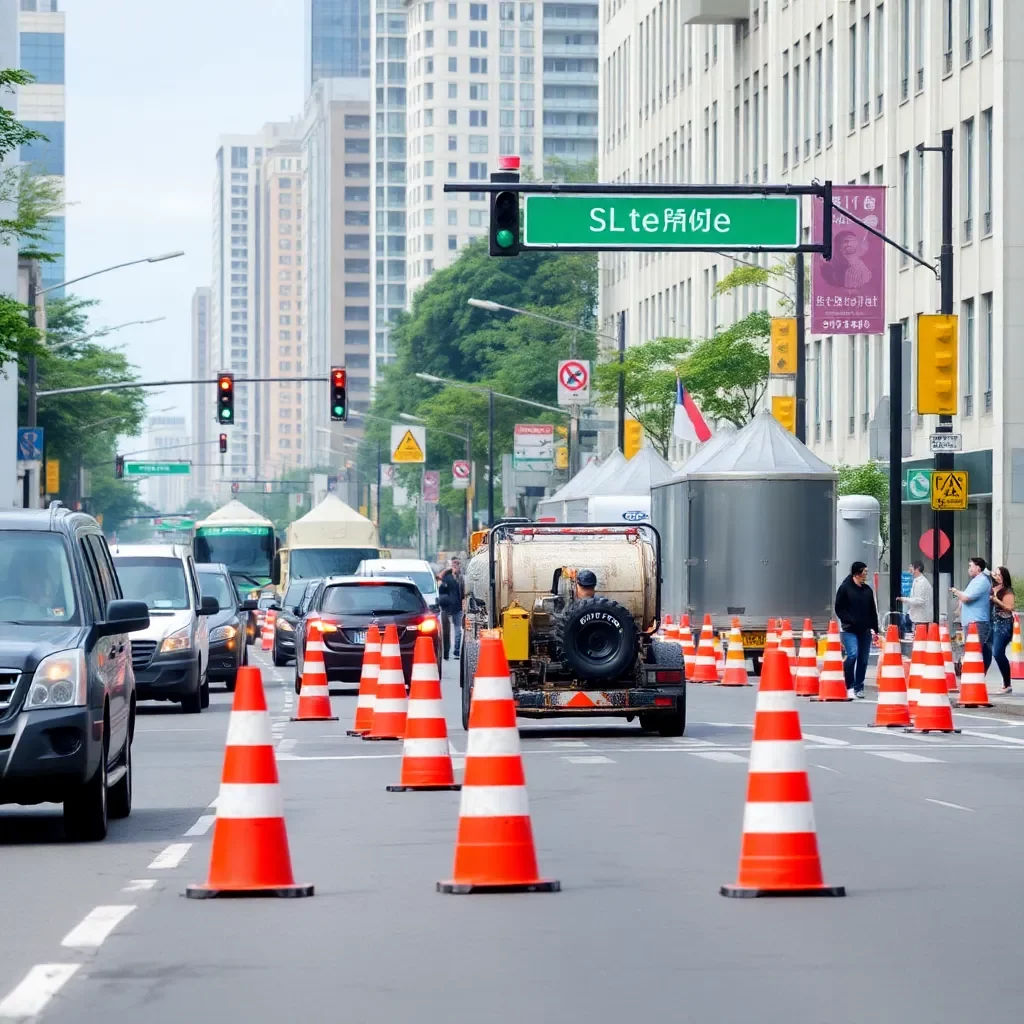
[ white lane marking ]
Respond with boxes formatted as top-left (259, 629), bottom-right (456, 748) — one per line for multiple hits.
top-left (667, 737), bottom-right (717, 747)
top-left (866, 751), bottom-right (945, 763)
top-left (961, 729), bottom-right (1024, 746)
top-left (812, 764), bottom-right (843, 773)
top-left (690, 751), bottom-right (748, 763)
top-left (953, 711), bottom-right (1024, 724)
top-left (926, 798), bottom-right (973, 811)
top-left (276, 752), bottom-right (402, 761)
top-left (184, 814), bottom-right (216, 837)
top-left (549, 740), bottom-right (590, 748)
top-left (849, 726), bottom-right (944, 744)
top-left (207, 797), bottom-right (218, 809)
top-left (277, 739), bottom-right (296, 754)
top-left (564, 755), bottom-right (615, 764)
top-left (122, 879), bottom-right (156, 893)
top-left (802, 733), bottom-right (850, 747)
top-left (60, 905), bottom-right (136, 949)
top-left (0, 964), bottom-right (80, 1019)
top-left (147, 843), bottom-right (191, 869)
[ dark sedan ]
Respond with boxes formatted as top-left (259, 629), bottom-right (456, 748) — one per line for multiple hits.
top-left (197, 563), bottom-right (256, 692)
top-left (293, 576), bottom-right (440, 694)
top-left (271, 578), bottom-right (321, 667)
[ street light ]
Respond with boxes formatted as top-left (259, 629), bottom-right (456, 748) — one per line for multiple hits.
top-left (47, 316), bottom-right (167, 353)
top-left (467, 297), bottom-right (618, 347)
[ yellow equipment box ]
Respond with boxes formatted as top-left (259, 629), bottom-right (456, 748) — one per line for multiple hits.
top-left (501, 604), bottom-right (531, 663)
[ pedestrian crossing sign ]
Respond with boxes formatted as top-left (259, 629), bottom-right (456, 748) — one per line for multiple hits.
top-left (391, 425), bottom-right (426, 463)
top-left (931, 470), bottom-right (968, 510)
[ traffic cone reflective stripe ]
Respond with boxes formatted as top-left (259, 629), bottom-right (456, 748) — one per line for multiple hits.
top-left (291, 620), bottom-right (338, 722)
top-left (721, 648), bottom-right (844, 899)
top-left (765, 619), bottom-right (777, 651)
top-left (186, 666), bottom-right (313, 899)
top-left (812, 621), bottom-right (851, 701)
top-left (692, 615), bottom-right (719, 683)
top-left (939, 623), bottom-right (958, 692)
top-left (348, 624), bottom-right (381, 736)
top-left (909, 623), bottom-right (960, 733)
top-left (364, 623), bottom-right (408, 740)
top-left (438, 635), bottom-right (558, 894)
top-left (388, 635), bottom-right (460, 792)
top-left (662, 615), bottom-right (677, 642)
top-left (956, 622), bottom-right (993, 708)
top-left (261, 609), bottom-right (277, 652)
top-left (906, 624), bottom-right (927, 718)
top-left (713, 634), bottom-right (725, 679)
top-left (679, 615), bottom-right (696, 679)
top-left (870, 625), bottom-right (911, 728)
top-left (1010, 615), bottom-right (1024, 680)
top-left (794, 621), bottom-right (820, 697)
top-left (779, 619), bottom-right (797, 664)
top-left (719, 626), bottom-right (751, 686)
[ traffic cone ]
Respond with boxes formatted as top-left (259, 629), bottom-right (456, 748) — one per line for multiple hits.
top-left (291, 620), bottom-right (338, 722)
top-left (713, 634), bottom-right (725, 679)
top-left (186, 666), bottom-right (313, 899)
top-left (794, 621), bottom-right (820, 697)
top-left (812, 621), bottom-right (851, 701)
top-left (347, 623), bottom-right (381, 736)
top-left (1010, 614), bottom-right (1024, 682)
top-left (388, 636), bottom-right (460, 792)
top-left (955, 622), bottom-right (993, 708)
top-left (869, 625), bottom-right (911, 728)
top-left (661, 613), bottom-right (675, 640)
top-left (906, 624), bottom-right (928, 718)
top-left (939, 623), bottom-right (958, 692)
top-left (261, 608), bottom-right (277, 652)
top-left (692, 615), bottom-right (719, 682)
top-left (364, 623), bottom-right (408, 740)
top-left (719, 626), bottom-right (751, 686)
top-left (765, 618), bottom-right (778, 650)
top-left (721, 648), bottom-right (844, 899)
top-left (438, 635), bottom-right (559, 894)
top-left (908, 623), bottom-right (960, 733)
top-left (680, 615), bottom-right (697, 679)
top-left (779, 619), bottom-right (797, 664)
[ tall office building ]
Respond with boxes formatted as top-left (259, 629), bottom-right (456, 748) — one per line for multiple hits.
top-left (141, 415), bottom-right (190, 514)
top-left (598, 0), bottom-right (1019, 573)
top-left (17, 0), bottom-right (65, 294)
top-left (403, 0), bottom-right (599, 297)
top-left (189, 287), bottom-right (212, 501)
top-left (305, 0), bottom-right (372, 89)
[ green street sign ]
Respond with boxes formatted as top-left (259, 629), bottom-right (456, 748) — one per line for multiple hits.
top-left (903, 468), bottom-right (932, 503)
top-left (521, 194), bottom-right (801, 250)
top-left (123, 462), bottom-right (191, 477)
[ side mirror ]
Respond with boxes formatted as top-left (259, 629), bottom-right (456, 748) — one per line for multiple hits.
top-left (240, 599), bottom-right (258, 611)
top-left (292, 605), bottom-right (303, 616)
top-left (98, 599), bottom-right (150, 636)
top-left (199, 595), bottom-right (219, 616)
top-left (269, 602), bottom-right (282, 612)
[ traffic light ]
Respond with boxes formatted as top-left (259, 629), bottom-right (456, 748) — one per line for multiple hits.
top-left (771, 395), bottom-right (797, 434)
top-left (115, 454), bottom-right (124, 480)
top-left (489, 154), bottom-right (521, 257)
top-left (217, 372), bottom-right (234, 425)
top-left (330, 367), bottom-right (347, 421)
top-left (219, 433), bottom-right (228, 454)
top-left (917, 313), bottom-right (958, 415)
top-left (624, 418), bottom-right (644, 460)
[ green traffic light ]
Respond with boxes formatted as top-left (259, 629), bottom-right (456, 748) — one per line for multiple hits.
top-left (220, 409), bottom-right (231, 420)
top-left (333, 405), bottom-right (345, 417)
top-left (496, 228), bottom-right (514, 248)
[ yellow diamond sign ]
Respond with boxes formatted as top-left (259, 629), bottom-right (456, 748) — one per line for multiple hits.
top-left (390, 424), bottom-right (426, 463)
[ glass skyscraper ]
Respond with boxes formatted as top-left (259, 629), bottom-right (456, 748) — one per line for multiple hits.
top-left (306, 0), bottom-right (371, 89)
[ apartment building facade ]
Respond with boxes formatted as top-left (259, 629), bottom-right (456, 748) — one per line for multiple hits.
top-left (189, 287), bottom-right (212, 500)
top-left (599, 0), bottom-right (1021, 576)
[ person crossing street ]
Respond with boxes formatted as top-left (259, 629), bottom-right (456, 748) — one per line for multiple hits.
top-left (834, 560), bottom-right (879, 699)
top-left (438, 558), bottom-right (465, 661)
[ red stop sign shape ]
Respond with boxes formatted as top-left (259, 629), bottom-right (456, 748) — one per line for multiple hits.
top-left (918, 529), bottom-right (951, 561)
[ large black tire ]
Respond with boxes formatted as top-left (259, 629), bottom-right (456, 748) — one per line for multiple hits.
top-left (556, 597), bottom-right (637, 681)
top-left (460, 638), bottom-right (480, 731)
top-left (108, 734), bottom-right (132, 820)
top-left (200, 673), bottom-right (210, 710)
top-left (64, 751), bottom-right (108, 841)
top-left (181, 682), bottom-right (202, 714)
top-left (647, 640), bottom-right (686, 737)
top-left (272, 640), bottom-right (289, 667)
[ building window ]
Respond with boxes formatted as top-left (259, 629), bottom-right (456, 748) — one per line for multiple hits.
top-left (962, 116), bottom-right (974, 243)
top-left (982, 291), bottom-right (993, 411)
top-left (448, 83), bottom-right (458, 99)
top-left (915, 146), bottom-right (925, 256)
top-left (469, 109), bottom-right (488, 126)
top-left (344, 306), bottom-right (370, 321)
top-left (448, 109), bottom-right (457, 126)
top-left (448, 135), bottom-right (457, 151)
top-left (982, 107), bottom-right (993, 236)
top-left (899, 151), bottom-right (910, 265)
top-left (470, 2), bottom-right (488, 19)
top-left (448, 235), bottom-right (458, 250)
top-left (19, 121), bottom-right (65, 176)
top-left (469, 30), bottom-right (488, 47)
top-left (962, 296), bottom-right (975, 415)
top-left (471, 57), bottom-right (489, 73)
top-left (19, 32), bottom-right (64, 84)
top-left (984, 0), bottom-right (993, 51)
top-left (468, 161), bottom-right (487, 179)
top-left (943, 0), bottom-right (954, 73)
top-left (962, 0), bottom-right (973, 63)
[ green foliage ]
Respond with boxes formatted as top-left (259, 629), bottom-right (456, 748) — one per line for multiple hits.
top-left (0, 70), bottom-right (44, 162)
top-left (0, 167), bottom-right (64, 254)
top-left (0, 293), bottom-right (42, 373)
top-left (714, 256), bottom-right (796, 313)
top-left (837, 462), bottom-right (890, 550)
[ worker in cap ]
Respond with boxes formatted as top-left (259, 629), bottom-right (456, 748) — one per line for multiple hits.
top-left (575, 569), bottom-right (597, 600)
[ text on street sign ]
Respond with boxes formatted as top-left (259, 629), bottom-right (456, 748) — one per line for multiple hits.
top-left (122, 462), bottom-right (191, 477)
top-left (931, 470), bottom-right (968, 511)
top-left (929, 433), bottom-right (962, 453)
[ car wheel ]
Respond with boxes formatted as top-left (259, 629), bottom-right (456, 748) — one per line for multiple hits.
top-left (181, 683), bottom-right (203, 714)
top-left (460, 638), bottom-right (480, 731)
top-left (108, 734), bottom-right (132, 820)
top-left (656, 698), bottom-right (686, 738)
top-left (200, 667), bottom-right (210, 709)
top-left (64, 750), bottom-right (108, 841)
top-left (225, 671), bottom-right (237, 693)
top-left (294, 671), bottom-right (302, 695)
top-left (272, 647), bottom-right (289, 667)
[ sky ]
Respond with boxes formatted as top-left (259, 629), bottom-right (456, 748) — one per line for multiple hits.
top-left (62, 0), bottom-right (305, 436)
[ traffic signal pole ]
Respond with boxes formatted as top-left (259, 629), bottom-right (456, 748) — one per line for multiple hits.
top-left (888, 321), bottom-right (904, 619)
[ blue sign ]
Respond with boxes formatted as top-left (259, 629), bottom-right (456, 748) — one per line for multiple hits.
top-left (17, 427), bottom-right (43, 462)
top-left (900, 572), bottom-right (913, 598)
top-left (622, 510), bottom-right (649, 522)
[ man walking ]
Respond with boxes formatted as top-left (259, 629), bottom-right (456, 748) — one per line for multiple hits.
top-left (951, 556), bottom-right (993, 671)
top-left (438, 558), bottom-right (465, 661)
top-left (898, 560), bottom-right (934, 636)
top-left (834, 560), bottom-right (879, 698)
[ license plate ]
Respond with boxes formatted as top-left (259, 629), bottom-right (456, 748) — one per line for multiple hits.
top-left (350, 630), bottom-right (367, 644)
top-left (742, 632), bottom-right (767, 649)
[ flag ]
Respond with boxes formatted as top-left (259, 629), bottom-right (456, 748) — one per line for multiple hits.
top-left (672, 375), bottom-right (712, 444)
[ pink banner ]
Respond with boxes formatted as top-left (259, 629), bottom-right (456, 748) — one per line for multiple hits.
top-left (811, 185), bottom-right (886, 335)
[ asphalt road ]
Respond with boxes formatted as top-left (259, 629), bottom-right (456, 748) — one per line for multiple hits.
top-left (2, 650), bottom-right (1024, 1023)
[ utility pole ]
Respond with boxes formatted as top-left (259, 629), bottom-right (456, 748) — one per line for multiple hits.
top-left (487, 388), bottom-right (495, 526)
top-left (22, 263), bottom-right (38, 509)
top-left (794, 252), bottom-right (806, 443)
top-left (888, 322), bottom-right (903, 618)
top-left (617, 311), bottom-right (626, 451)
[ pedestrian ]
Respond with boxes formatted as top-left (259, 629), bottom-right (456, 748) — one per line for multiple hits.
top-left (951, 556), bottom-right (994, 672)
top-left (437, 559), bottom-right (465, 661)
top-left (834, 560), bottom-right (879, 699)
top-left (897, 560), bottom-right (934, 636)
top-left (990, 566), bottom-right (1016, 694)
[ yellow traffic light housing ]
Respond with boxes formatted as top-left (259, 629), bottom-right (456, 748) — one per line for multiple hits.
top-left (917, 313), bottom-right (958, 416)
top-left (772, 395), bottom-right (796, 434)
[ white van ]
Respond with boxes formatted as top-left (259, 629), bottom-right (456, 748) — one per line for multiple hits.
top-left (355, 558), bottom-right (440, 610)
top-left (111, 543), bottom-right (218, 713)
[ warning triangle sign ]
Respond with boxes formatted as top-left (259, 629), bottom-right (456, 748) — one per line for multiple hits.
top-left (392, 429), bottom-right (425, 463)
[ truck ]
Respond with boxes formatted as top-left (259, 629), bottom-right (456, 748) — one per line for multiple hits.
top-left (193, 500), bottom-right (277, 598)
top-left (459, 521), bottom-right (685, 736)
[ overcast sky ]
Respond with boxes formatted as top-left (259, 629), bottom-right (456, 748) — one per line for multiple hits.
top-left (63, 0), bottom-right (305, 434)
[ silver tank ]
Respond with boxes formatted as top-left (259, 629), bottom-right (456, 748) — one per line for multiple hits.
top-left (651, 411), bottom-right (837, 631)
top-left (836, 494), bottom-right (881, 579)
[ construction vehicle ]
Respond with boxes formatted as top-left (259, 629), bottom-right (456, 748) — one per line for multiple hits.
top-left (459, 522), bottom-right (685, 736)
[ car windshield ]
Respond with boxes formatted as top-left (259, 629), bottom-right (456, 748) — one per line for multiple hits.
top-left (370, 569), bottom-right (436, 594)
top-left (0, 531), bottom-right (78, 625)
top-left (321, 583), bottom-right (425, 616)
top-left (283, 581), bottom-right (307, 608)
top-left (113, 557), bottom-right (189, 610)
top-left (290, 547), bottom-right (379, 579)
top-left (198, 572), bottom-right (236, 611)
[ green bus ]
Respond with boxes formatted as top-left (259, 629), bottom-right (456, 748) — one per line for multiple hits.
top-left (193, 500), bottom-right (277, 596)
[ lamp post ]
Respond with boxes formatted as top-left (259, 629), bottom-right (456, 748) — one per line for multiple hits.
top-left (46, 316), bottom-right (166, 354)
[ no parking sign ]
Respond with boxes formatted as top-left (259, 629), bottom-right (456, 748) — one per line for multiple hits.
top-left (557, 360), bottom-right (590, 406)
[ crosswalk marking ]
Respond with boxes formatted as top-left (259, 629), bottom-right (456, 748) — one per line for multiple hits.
top-left (866, 751), bottom-right (944, 763)
top-left (802, 733), bottom-right (850, 747)
top-left (960, 729), bottom-right (1024, 746)
top-left (690, 751), bottom-right (748, 764)
top-left (564, 755), bottom-right (615, 764)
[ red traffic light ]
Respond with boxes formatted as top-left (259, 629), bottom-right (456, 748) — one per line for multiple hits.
top-left (218, 374), bottom-right (232, 390)
top-left (219, 433), bottom-right (228, 454)
top-left (332, 368), bottom-right (346, 384)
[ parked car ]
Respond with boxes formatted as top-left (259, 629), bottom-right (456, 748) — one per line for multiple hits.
top-left (293, 576), bottom-right (440, 694)
top-left (196, 562), bottom-right (257, 691)
top-left (0, 505), bottom-right (149, 840)
top-left (111, 543), bottom-right (218, 713)
top-left (355, 558), bottom-right (440, 610)
top-left (271, 577), bottom-right (320, 667)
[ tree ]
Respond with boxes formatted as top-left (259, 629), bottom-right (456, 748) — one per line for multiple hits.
top-left (0, 167), bottom-right (64, 255)
top-left (0, 70), bottom-right (43, 161)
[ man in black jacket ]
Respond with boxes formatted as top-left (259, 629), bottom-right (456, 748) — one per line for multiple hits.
top-left (437, 561), bottom-right (465, 660)
top-left (834, 560), bottom-right (879, 698)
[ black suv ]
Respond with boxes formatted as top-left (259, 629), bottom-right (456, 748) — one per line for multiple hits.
top-left (0, 505), bottom-right (149, 840)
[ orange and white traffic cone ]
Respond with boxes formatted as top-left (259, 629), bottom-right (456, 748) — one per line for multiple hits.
top-left (388, 635), bottom-right (460, 792)
top-left (713, 633), bottom-right (725, 679)
top-left (438, 634), bottom-right (559, 894)
top-left (939, 623), bottom-right (958, 692)
top-left (812, 621), bottom-right (851, 701)
top-left (692, 615), bottom-right (719, 682)
top-left (955, 622), bottom-right (993, 708)
top-left (908, 623), bottom-right (960, 733)
top-left (721, 647), bottom-right (844, 899)
top-left (261, 608), bottom-right (277, 652)
top-left (679, 615), bottom-right (696, 679)
top-left (186, 665), bottom-right (313, 899)
top-left (869, 625), bottom-right (911, 728)
top-left (719, 626), bottom-right (751, 686)
top-left (779, 619), bottom-right (797, 664)
top-left (364, 623), bottom-right (408, 740)
top-left (347, 623), bottom-right (381, 736)
top-left (291, 620), bottom-right (337, 722)
top-left (765, 618), bottom-right (778, 651)
top-left (906, 624), bottom-right (928, 719)
top-left (1010, 614), bottom-right (1024, 683)
top-left (794, 621), bottom-right (820, 697)
top-left (661, 613), bottom-right (675, 640)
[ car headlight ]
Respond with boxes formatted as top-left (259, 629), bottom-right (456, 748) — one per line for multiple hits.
top-left (25, 649), bottom-right (88, 709)
top-left (277, 618), bottom-right (293, 632)
top-left (160, 627), bottom-right (193, 653)
top-left (210, 624), bottom-right (238, 643)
